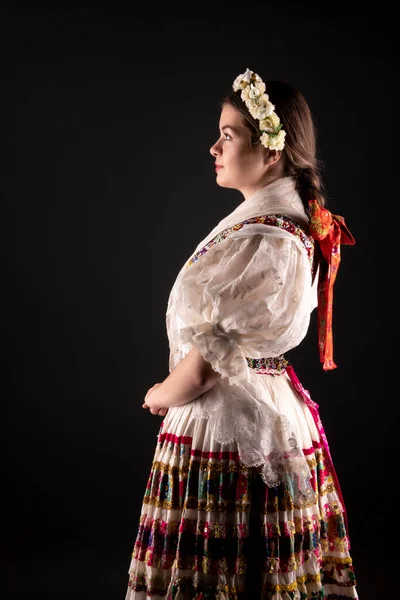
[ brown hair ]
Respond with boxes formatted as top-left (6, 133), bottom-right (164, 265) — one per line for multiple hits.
top-left (224, 81), bottom-right (327, 210)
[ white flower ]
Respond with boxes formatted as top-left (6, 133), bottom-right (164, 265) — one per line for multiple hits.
top-left (260, 132), bottom-right (270, 148)
top-left (232, 68), bottom-right (252, 91)
top-left (259, 113), bottom-right (280, 133)
top-left (245, 98), bottom-right (260, 120)
top-left (241, 68), bottom-right (253, 84)
top-left (268, 129), bottom-right (286, 151)
top-left (248, 83), bottom-right (261, 100)
top-left (253, 80), bottom-right (266, 95)
top-left (241, 86), bottom-right (251, 102)
top-left (232, 74), bottom-right (244, 91)
top-left (256, 95), bottom-right (275, 120)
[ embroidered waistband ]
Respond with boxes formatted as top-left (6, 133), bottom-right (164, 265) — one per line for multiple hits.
top-left (246, 355), bottom-right (289, 375)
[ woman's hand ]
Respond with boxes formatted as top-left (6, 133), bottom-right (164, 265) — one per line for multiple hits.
top-left (142, 403), bottom-right (169, 417)
top-left (142, 383), bottom-right (168, 417)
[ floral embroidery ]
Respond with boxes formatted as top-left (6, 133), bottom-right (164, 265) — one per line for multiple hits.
top-left (246, 354), bottom-right (289, 375)
top-left (186, 214), bottom-right (314, 269)
top-left (128, 430), bottom-right (356, 598)
top-left (127, 572), bottom-right (245, 599)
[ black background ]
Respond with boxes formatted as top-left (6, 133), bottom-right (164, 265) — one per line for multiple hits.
top-left (3, 3), bottom-right (394, 599)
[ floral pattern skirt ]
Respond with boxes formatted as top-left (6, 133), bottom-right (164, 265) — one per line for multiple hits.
top-left (124, 373), bottom-right (358, 600)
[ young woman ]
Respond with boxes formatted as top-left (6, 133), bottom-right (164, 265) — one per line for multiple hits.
top-left (124, 68), bottom-right (358, 600)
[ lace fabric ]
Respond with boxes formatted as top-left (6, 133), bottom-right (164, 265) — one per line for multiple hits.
top-left (190, 373), bottom-right (316, 504)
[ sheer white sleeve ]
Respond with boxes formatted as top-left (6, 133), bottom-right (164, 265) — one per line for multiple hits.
top-left (176, 225), bottom-right (316, 385)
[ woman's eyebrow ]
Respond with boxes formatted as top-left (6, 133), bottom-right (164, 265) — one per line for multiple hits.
top-left (220, 125), bottom-right (241, 134)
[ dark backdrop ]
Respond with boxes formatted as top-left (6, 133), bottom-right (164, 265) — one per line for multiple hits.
top-left (2, 4), bottom-right (394, 599)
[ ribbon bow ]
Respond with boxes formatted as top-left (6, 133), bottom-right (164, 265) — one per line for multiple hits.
top-left (308, 200), bottom-right (355, 370)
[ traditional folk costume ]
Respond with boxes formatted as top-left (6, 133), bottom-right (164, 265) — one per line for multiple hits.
top-left (124, 176), bottom-right (358, 600)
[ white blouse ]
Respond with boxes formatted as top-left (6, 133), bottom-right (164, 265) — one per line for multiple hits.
top-left (167, 223), bottom-right (317, 385)
top-left (164, 177), bottom-right (319, 495)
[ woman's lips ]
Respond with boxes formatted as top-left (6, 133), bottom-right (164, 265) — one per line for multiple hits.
top-left (215, 164), bottom-right (223, 171)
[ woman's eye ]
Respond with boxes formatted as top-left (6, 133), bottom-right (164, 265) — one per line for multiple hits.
top-left (223, 132), bottom-right (232, 140)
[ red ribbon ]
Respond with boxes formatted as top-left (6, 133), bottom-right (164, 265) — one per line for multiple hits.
top-left (286, 365), bottom-right (350, 544)
top-left (308, 200), bottom-right (355, 370)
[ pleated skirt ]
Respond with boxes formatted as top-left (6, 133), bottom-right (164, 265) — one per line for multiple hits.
top-left (124, 369), bottom-right (358, 600)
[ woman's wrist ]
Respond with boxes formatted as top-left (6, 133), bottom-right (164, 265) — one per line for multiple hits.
top-left (144, 378), bottom-right (204, 409)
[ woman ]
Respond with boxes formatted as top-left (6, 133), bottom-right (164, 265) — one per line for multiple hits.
top-left (125, 68), bottom-right (358, 599)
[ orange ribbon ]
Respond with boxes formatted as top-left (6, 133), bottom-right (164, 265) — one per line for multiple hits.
top-left (308, 200), bottom-right (355, 370)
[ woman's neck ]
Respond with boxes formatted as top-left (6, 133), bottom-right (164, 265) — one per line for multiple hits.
top-left (241, 174), bottom-right (283, 201)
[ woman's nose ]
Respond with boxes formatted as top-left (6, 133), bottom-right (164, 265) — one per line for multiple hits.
top-left (210, 140), bottom-right (220, 157)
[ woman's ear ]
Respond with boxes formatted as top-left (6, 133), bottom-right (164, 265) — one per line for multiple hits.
top-left (264, 149), bottom-right (282, 166)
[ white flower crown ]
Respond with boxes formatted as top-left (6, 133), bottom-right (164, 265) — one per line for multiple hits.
top-left (232, 68), bottom-right (286, 151)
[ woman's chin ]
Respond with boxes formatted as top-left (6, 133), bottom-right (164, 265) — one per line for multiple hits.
top-left (215, 175), bottom-right (230, 188)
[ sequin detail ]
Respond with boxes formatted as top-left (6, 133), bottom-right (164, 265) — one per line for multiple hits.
top-left (246, 355), bottom-right (289, 375)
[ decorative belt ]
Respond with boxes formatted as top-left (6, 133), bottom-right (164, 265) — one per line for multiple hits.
top-left (246, 355), bottom-right (289, 375)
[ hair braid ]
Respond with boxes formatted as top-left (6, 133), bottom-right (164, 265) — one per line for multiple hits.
top-left (293, 166), bottom-right (327, 211)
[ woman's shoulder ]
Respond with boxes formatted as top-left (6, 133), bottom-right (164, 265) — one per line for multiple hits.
top-left (186, 213), bottom-right (313, 272)
top-left (227, 214), bottom-right (314, 258)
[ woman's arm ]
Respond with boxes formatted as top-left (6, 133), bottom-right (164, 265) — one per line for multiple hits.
top-left (144, 345), bottom-right (221, 410)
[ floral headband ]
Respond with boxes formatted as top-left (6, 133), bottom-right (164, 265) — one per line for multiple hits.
top-left (232, 68), bottom-right (286, 151)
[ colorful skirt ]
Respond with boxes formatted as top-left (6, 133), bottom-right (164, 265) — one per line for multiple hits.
top-left (124, 366), bottom-right (358, 600)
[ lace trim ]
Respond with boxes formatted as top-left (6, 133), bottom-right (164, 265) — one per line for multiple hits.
top-left (190, 379), bottom-right (316, 505)
top-left (246, 354), bottom-right (289, 375)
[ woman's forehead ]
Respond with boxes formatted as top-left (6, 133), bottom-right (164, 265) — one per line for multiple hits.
top-left (219, 104), bottom-right (245, 130)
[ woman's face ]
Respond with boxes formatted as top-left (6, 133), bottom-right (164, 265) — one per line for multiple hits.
top-left (209, 103), bottom-right (269, 198)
